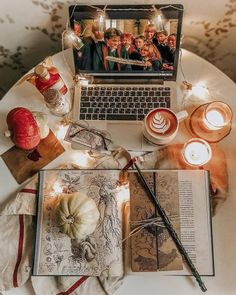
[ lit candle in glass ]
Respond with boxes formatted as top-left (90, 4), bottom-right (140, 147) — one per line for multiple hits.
top-left (203, 101), bottom-right (233, 131)
top-left (205, 109), bottom-right (224, 130)
top-left (183, 138), bottom-right (212, 167)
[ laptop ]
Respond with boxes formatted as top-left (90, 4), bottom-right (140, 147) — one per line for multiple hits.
top-left (69, 4), bottom-right (184, 151)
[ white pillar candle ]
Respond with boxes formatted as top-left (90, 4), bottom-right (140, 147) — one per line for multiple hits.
top-left (204, 109), bottom-right (225, 130)
top-left (183, 139), bottom-right (212, 166)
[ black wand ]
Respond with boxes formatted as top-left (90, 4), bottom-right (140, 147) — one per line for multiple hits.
top-left (133, 161), bottom-right (207, 292)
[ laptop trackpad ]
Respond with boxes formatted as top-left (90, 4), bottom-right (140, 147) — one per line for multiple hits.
top-left (107, 121), bottom-right (142, 150)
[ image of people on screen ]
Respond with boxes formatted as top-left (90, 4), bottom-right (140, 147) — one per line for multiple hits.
top-left (72, 18), bottom-right (177, 73)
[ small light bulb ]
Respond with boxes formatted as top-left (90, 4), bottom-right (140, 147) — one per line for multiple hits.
top-left (52, 181), bottom-right (63, 194)
top-left (70, 151), bottom-right (95, 168)
top-left (56, 124), bottom-right (67, 140)
top-left (191, 85), bottom-right (208, 98)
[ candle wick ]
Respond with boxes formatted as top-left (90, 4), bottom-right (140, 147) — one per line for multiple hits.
top-left (190, 152), bottom-right (199, 160)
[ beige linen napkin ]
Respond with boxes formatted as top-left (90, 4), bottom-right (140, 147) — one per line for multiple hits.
top-left (0, 148), bottom-right (131, 294)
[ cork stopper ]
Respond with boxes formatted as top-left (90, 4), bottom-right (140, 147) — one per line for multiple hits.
top-left (34, 65), bottom-right (49, 78)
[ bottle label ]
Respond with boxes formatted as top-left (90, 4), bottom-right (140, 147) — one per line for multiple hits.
top-left (49, 78), bottom-right (67, 94)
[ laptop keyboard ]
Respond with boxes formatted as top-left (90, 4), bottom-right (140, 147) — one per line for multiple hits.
top-left (79, 86), bottom-right (171, 121)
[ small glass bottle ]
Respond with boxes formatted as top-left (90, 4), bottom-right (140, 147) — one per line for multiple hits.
top-left (34, 65), bottom-right (68, 95)
top-left (43, 88), bottom-right (72, 116)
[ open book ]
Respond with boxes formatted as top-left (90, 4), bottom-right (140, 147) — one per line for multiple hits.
top-left (33, 169), bottom-right (214, 276)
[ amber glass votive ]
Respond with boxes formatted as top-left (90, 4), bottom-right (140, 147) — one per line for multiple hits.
top-left (203, 101), bottom-right (232, 130)
top-left (189, 101), bottom-right (233, 142)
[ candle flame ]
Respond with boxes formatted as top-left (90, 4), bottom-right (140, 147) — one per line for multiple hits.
top-left (183, 139), bottom-right (212, 167)
top-left (205, 110), bottom-right (225, 130)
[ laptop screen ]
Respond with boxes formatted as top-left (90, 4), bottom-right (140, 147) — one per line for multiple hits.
top-left (69, 5), bottom-right (183, 81)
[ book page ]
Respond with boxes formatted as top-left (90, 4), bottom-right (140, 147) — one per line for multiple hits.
top-left (34, 169), bottom-right (123, 276)
top-left (178, 170), bottom-right (213, 276)
top-left (129, 171), bottom-right (182, 272)
top-left (155, 171), bottom-right (183, 271)
top-left (125, 169), bottom-right (214, 276)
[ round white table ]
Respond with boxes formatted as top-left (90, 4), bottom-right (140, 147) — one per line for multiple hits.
top-left (1, 49), bottom-right (236, 295)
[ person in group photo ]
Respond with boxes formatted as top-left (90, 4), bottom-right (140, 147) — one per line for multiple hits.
top-left (73, 20), bottom-right (92, 71)
top-left (167, 33), bottom-right (177, 62)
top-left (162, 33), bottom-right (177, 70)
top-left (120, 33), bottom-right (136, 56)
top-left (91, 23), bottom-right (105, 43)
top-left (140, 43), bottom-right (162, 71)
top-left (155, 30), bottom-right (171, 62)
top-left (86, 23), bottom-right (106, 70)
top-left (156, 30), bottom-right (168, 46)
top-left (93, 27), bottom-right (131, 71)
top-left (134, 35), bottom-right (145, 52)
top-left (129, 35), bottom-right (145, 70)
top-left (144, 24), bottom-right (158, 46)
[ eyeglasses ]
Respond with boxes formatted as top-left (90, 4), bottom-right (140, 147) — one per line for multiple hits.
top-left (69, 122), bottom-right (112, 151)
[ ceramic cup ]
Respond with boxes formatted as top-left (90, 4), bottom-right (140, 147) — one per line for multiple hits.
top-left (143, 108), bottom-right (188, 145)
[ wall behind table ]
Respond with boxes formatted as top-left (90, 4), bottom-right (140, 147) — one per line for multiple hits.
top-left (0, 0), bottom-right (236, 99)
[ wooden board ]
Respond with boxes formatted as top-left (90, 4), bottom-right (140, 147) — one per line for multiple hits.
top-left (1, 130), bottom-right (65, 184)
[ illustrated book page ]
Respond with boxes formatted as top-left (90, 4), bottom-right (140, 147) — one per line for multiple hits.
top-left (125, 169), bottom-right (214, 276)
top-left (129, 170), bottom-right (182, 272)
top-left (33, 169), bottom-right (123, 276)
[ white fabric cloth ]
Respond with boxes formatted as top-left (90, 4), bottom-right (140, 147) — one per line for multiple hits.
top-left (0, 148), bottom-right (131, 294)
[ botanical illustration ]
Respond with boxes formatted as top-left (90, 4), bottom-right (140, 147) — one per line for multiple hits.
top-left (34, 169), bottom-right (123, 276)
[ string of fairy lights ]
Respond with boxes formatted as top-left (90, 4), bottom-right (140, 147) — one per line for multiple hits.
top-left (63, 4), bottom-right (183, 49)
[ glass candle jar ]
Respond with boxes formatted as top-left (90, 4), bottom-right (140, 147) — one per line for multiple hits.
top-left (203, 101), bottom-right (233, 130)
top-left (189, 101), bottom-right (233, 142)
top-left (182, 138), bottom-right (212, 167)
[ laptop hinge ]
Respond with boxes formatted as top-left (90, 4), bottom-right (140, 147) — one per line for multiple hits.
top-left (92, 77), bottom-right (164, 85)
